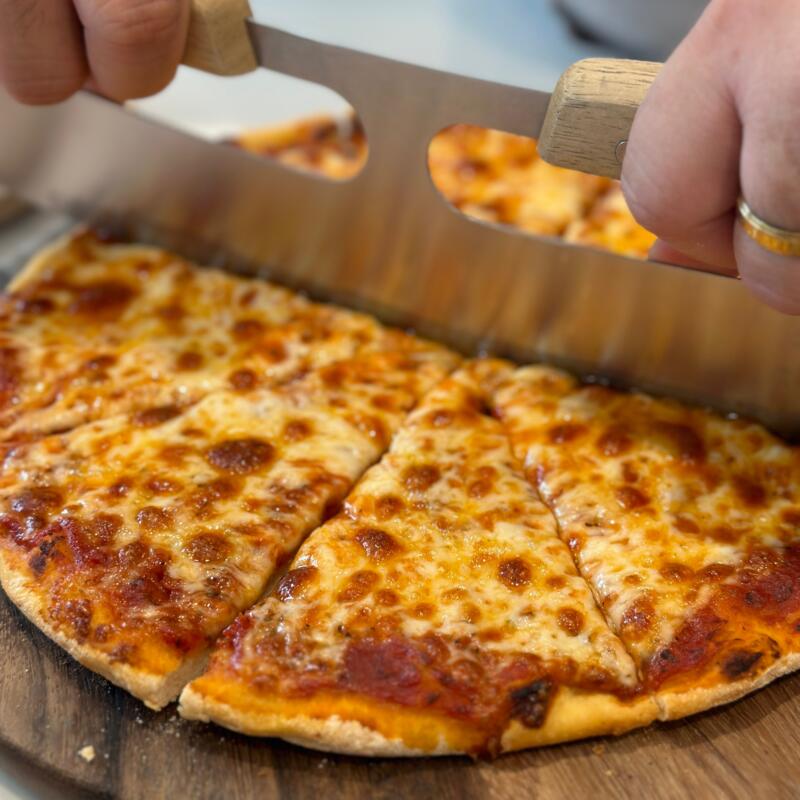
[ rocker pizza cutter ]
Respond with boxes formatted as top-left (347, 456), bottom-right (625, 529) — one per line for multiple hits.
top-left (0, 0), bottom-right (797, 434)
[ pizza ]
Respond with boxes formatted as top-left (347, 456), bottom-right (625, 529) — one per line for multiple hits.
top-left (0, 231), bottom-right (438, 439)
top-left (0, 234), bottom-right (458, 708)
top-left (237, 117), bottom-right (654, 257)
top-left (491, 365), bottom-right (800, 720)
top-left (0, 131), bottom-right (797, 758)
top-left (180, 361), bottom-right (658, 755)
top-left (180, 360), bottom-right (800, 755)
top-left (426, 124), bottom-right (612, 237)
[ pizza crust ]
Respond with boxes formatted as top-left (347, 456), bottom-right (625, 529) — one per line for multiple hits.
top-left (6, 234), bottom-right (64, 292)
top-left (655, 653), bottom-right (800, 721)
top-left (0, 553), bottom-right (206, 710)
top-left (179, 685), bottom-right (433, 757)
top-left (6, 230), bottom-right (166, 294)
top-left (180, 674), bottom-right (660, 757)
top-left (500, 689), bottom-right (658, 752)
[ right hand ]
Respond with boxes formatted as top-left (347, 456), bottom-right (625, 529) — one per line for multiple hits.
top-left (0, 0), bottom-right (189, 104)
top-left (622, 0), bottom-right (800, 314)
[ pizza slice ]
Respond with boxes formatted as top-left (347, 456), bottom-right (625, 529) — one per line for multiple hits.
top-left (0, 345), bottom-right (456, 709)
top-left (180, 361), bottom-right (657, 756)
top-left (3, 230), bottom-right (300, 346)
top-left (492, 365), bottom-right (800, 719)
top-left (0, 232), bottom-right (437, 439)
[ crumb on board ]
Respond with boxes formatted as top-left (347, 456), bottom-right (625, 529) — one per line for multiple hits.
top-left (592, 743), bottom-right (606, 756)
top-left (77, 745), bottom-right (96, 763)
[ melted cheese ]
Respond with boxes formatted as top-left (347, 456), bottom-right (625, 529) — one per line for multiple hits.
top-left (188, 361), bottom-right (641, 747)
top-left (0, 233), bottom-right (448, 438)
top-left (0, 248), bottom-right (457, 681)
top-left (426, 125), bottom-right (610, 236)
top-left (493, 365), bottom-right (800, 683)
top-left (235, 115), bottom-right (367, 180)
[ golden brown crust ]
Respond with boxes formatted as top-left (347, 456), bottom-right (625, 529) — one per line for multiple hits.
top-left (500, 690), bottom-right (658, 751)
top-left (0, 551), bottom-right (204, 709)
top-left (6, 234), bottom-right (65, 292)
top-left (180, 677), bottom-right (659, 756)
top-left (655, 653), bottom-right (800, 721)
top-left (179, 685), bottom-right (433, 757)
top-left (6, 230), bottom-right (163, 293)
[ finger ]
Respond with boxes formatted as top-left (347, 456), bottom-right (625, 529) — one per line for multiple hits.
top-left (0, 0), bottom-right (87, 104)
top-left (733, 228), bottom-right (800, 314)
top-left (649, 239), bottom-right (737, 276)
top-left (729, 22), bottom-right (800, 316)
top-left (74, 0), bottom-right (190, 102)
top-left (621, 0), bottom-right (741, 273)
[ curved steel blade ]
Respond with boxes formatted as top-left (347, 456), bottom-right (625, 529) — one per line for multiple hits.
top-left (0, 23), bottom-right (797, 433)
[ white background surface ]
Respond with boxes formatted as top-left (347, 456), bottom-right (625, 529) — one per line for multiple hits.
top-left (0, 1), bottom-right (631, 797)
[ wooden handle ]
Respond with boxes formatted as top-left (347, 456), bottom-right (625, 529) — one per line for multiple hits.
top-left (183, 0), bottom-right (258, 76)
top-left (537, 58), bottom-right (661, 180)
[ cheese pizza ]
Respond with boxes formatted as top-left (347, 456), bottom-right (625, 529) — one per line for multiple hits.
top-left (181, 361), bottom-right (657, 755)
top-left (492, 365), bottom-right (800, 720)
top-left (0, 352), bottom-right (456, 708)
top-left (0, 235), bottom-right (457, 708)
top-left (234, 115), bottom-right (367, 180)
top-left (0, 231), bottom-right (441, 440)
top-left (0, 178), bottom-right (796, 756)
top-left (564, 185), bottom-right (657, 258)
top-left (181, 360), bottom-right (800, 754)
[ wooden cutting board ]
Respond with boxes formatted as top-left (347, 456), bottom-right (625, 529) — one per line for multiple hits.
top-left (2, 591), bottom-right (800, 799)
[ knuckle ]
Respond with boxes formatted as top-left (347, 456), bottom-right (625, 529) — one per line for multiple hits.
top-left (91, 0), bottom-right (184, 49)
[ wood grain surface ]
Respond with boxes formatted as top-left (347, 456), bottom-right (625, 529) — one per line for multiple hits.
top-left (3, 590), bottom-right (800, 799)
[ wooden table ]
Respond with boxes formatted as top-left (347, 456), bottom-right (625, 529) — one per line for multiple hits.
top-left (2, 590), bottom-right (800, 800)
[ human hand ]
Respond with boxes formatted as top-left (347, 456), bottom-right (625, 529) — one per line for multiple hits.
top-left (0, 0), bottom-right (189, 104)
top-left (621, 0), bottom-right (800, 314)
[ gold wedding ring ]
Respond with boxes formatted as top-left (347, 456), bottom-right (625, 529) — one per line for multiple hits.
top-left (737, 197), bottom-right (800, 257)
